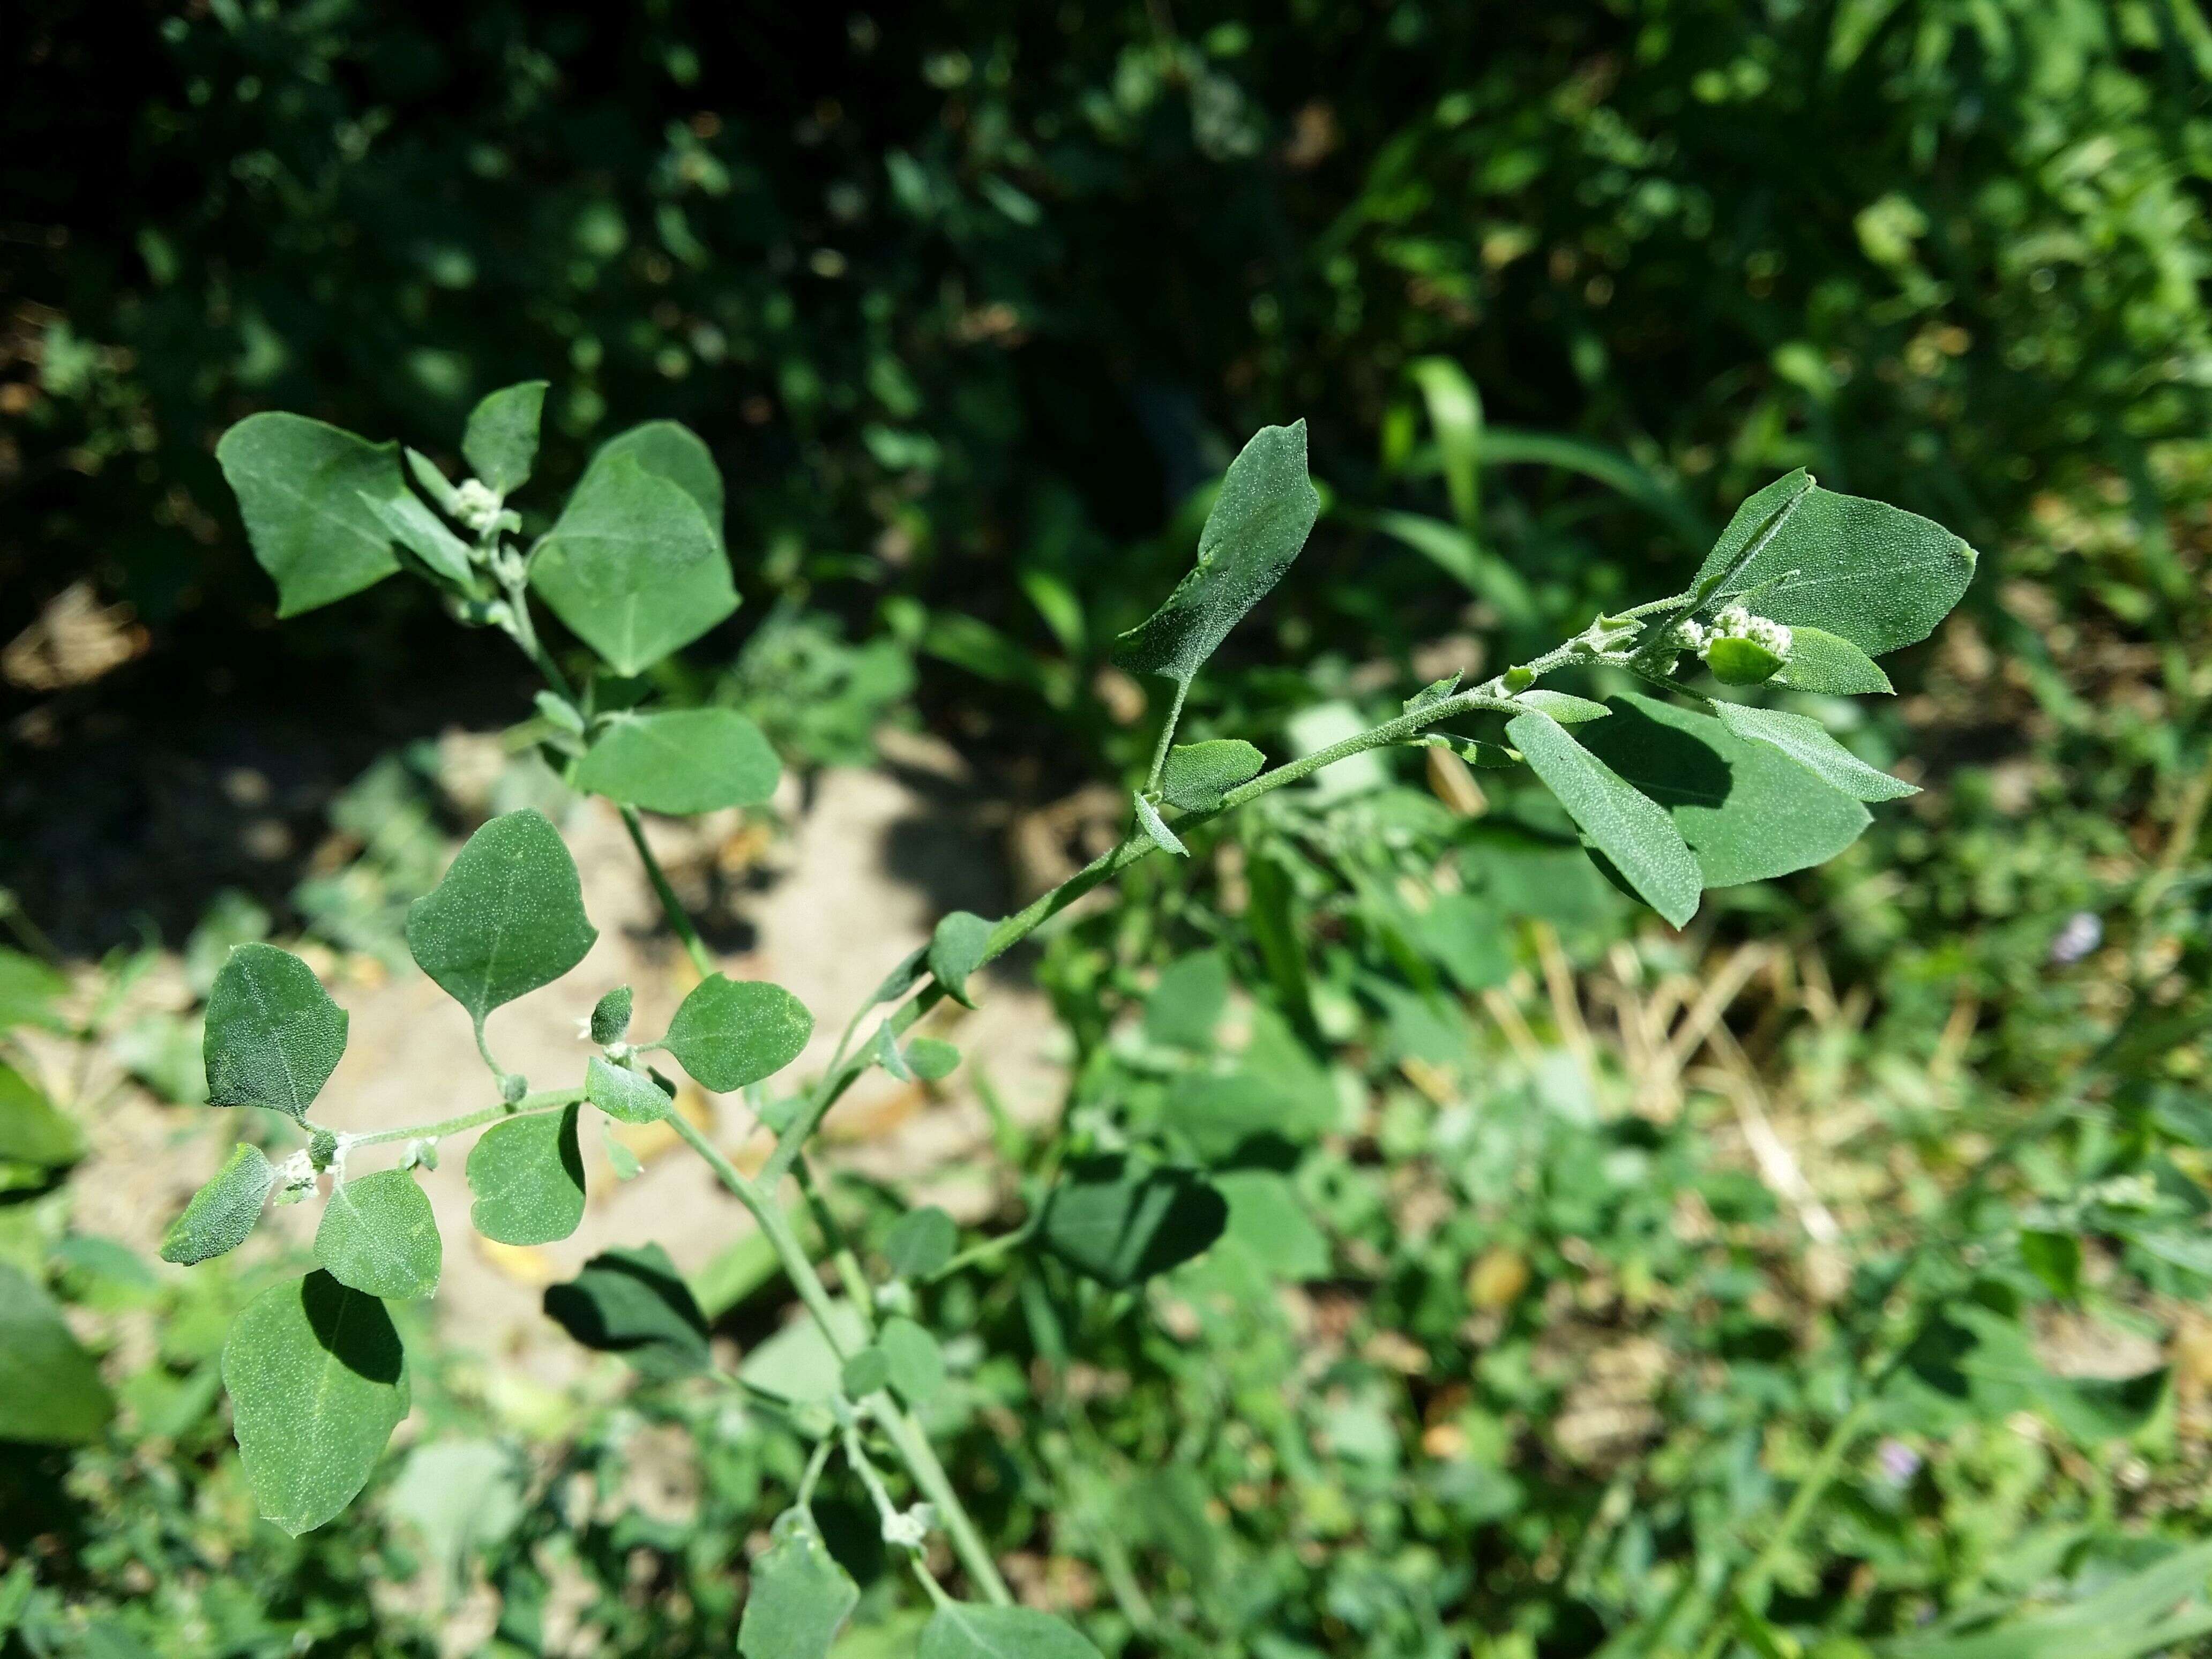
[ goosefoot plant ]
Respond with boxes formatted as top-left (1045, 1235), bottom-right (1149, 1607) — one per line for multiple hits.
top-left (176, 384), bottom-right (1972, 1654)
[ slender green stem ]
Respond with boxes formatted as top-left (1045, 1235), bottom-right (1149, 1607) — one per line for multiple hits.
top-left (1144, 677), bottom-right (1191, 793)
top-left (796, 1434), bottom-right (836, 1509)
top-left (1687, 1401), bottom-right (1873, 1659)
top-left (666, 1108), bottom-right (1013, 1603)
top-left (932, 1212), bottom-right (1039, 1281)
top-left (339, 1087), bottom-right (582, 1149)
top-left (794, 1155), bottom-right (876, 1322)
top-left (619, 804), bottom-right (716, 980)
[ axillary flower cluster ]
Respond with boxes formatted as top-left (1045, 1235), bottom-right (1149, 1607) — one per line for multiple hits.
top-left (1667, 602), bottom-right (1794, 686)
top-left (1676, 602), bottom-right (1792, 662)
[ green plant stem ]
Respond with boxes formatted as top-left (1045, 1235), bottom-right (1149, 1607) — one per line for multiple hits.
top-left (1687, 1400), bottom-right (1874, 1659)
top-left (931, 1212), bottom-right (1040, 1281)
top-left (794, 1154), bottom-right (875, 1322)
top-left (340, 1086), bottom-right (582, 1149)
top-left (1143, 677), bottom-right (1191, 793)
top-left (617, 804), bottom-right (716, 979)
top-left (665, 1107), bottom-right (1013, 1603)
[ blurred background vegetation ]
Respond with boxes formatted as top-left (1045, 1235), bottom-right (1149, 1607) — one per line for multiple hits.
top-left (5, 3), bottom-right (2212, 1656)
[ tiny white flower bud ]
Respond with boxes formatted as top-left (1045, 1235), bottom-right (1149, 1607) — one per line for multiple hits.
top-left (452, 479), bottom-right (503, 534)
top-left (881, 1503), bottom-right (936, 1549)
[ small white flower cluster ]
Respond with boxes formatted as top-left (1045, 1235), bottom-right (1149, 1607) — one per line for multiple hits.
top-left (452, 479), bottom-right (504, 534)
top-left (880, 1501), bottom-right (936, 1550)
top-left (1677, 603), bottom-right (1792, 661)
top-left (274, 1148), bottom-right (320, 1204)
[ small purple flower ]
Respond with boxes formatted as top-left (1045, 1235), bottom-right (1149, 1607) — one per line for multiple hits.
top-left (2049, 910), bottom-right (2102, 967)
top-left (1877, 1439), bottom-right (1922, 1485)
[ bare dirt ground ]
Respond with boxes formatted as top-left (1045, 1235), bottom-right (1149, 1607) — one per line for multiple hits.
top-left (50, 729), bottom-right (1071, 1381)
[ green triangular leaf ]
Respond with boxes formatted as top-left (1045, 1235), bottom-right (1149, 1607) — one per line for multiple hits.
top-left (1133, 791), bottom-right (1188, 857)
top-left (920, 1603), bottom-right (1105, 1659)
top-left (1112, 421), bottom-right (1321, 686)
top-left (405, 811), bottom-right (598, 1027)
top-left (216, 413), bottom-right (407, 616)
top-left (929, 911), bottom-right (993, 1008)
top-left (1160, 738), bottom-right (1265, 811)
top-left (466, 1104), bottom-right (586, 1245)
top-left (662, 975), bottom-right (813, 1092)
top-left (0, 1261), bottom-right (116, 1446)
top-left (543, 1243), bottom-right (710, 1378)
top-left (203, 943), bottom-right (349, 1120)
top-left (1504, 707), bottom-right (1702, 927)
top-left (574, 708), bottom-right (781, 814)
top-left (737, 1509), bottom-right (860, 1659)
top-left (1713, 701), bottom-right (1917, 802)
top-left (223, 1271), bottom-right (408, 1534)
top-left (1775, 625), bottom-right (1893, 694)
top-left (1040, 1154), bottom-right (1227, 1288)
top-left (161, 1143), bottom-right (277, 1265)
top-left (316, 1169), bottom-right (441, 1299)
top-left (530, 454), bottom-right (735, 676)
top-left (585, 1055), bottom-right (671, 1124)
top-left (1574, 693), bottom-right (1872, 887)
top-left (462, 380), bottom-right (548, 496)
top-left (1693, 473), bottom-right (1976, 656)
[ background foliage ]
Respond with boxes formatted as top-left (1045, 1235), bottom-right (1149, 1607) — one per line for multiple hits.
top-left (5, 2), bottom-right (2212, 1656)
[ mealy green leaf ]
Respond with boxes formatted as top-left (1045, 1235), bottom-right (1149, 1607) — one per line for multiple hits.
top-left (1113, 421), bottom-right (1321, 686)
top-left (216, 412), bottom-right (409, 616)
top-left (0, 1062), bottom-right (83, 1168)
top-left (462, 380), bottom-right (548, 495)
top-left (1575, 693), bottom-right (1873, 887)
top-left (0, 1261), bottom-right (116, 1446)
top-left (883, 1206), bottom-right (958, 1280)
top-left (662, 975), bottom-right (813, 1092)
top-left (2021, 1230), bottom-right (2084, 1300)
top-left (315, 1169), bottom-right (441, 1300)
top-left (1693, 472), bottom-right (1977, 656)
top-left (1168, 1066), bottom-right (1339, 1162)
top-left (1145, 950), bottom-right (1230, 1050)
top-left (543, 1243), bottom-right (711, 1378)
top-left (591, 420), bottom-right (725, 542)
top-left (920, 1603), bottom-right (1105, 1659)
top-left (586, 1055), bottom-right (671, 1124)
top-left (929, 911), bottom-right (993, 1008)
top-left (1703, 635), bottom-right (1787, 685)
top-left (866, 945), bottom-right (930, 1008)
top-left (530, 454), bottom-right (736, 676)
top-left (1160, 738), bottom-right (1266, 812)
top-left (360, 489), bottom-right (475, 589)
top-left (466, 1104), bottom-right (586, 1245)
top-left (404, 447), bottom-right (461, 517)
top-left (405, 810), bottom-right (598, 1028)
top-left (203, 943), bottom-right (349, 1120)
top-left (222, 1271), bottom-right (409, 1534)
top-left (0, 947), bottom-right (68, 1032)
top-left (574, 708), bottom-right (780, 813)
top-left (1214, 1169), bottom-right (1332, 1281)
top-left (1895, 1301), bottom-right (2166, 1446)
top-left (1041, 1154), bottom-right (1228, 1288)
top-left (840, 1346), bottom-right (891, 1397)
top-left (906, 1037), bottom-right (959, 1081)
top-left (879, 1316), bottom-right (946, 1403)
top-left (386, 1440), bottom-right (526, 1595)
top-left (873, 1020), bottom-right (914, 1081)
top-left (1877, 1540), bottom-right (2212, 1659)
top-left (1514, 689), bottom-right (1609, 723)
top-left (1714, 701), bottom-right (1918, 801)
top-left (737, 1301), bottom-right (869, 1404)
top-left (160, 1143), bottom-right (276, 1265)
top-left (590, 985), bottom-right (634, 1045)
top-left (738, 1508), bottom-right (859, 1659)
top-left (1505, 706), bottom-right (1702, 927)
top-left (1776, 625), bottom-right (1894, 694)
top-left (1133, 791), bottom-right (1189, 857)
